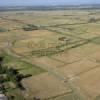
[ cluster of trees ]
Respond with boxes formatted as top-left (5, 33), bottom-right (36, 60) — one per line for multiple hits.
top-left (22, 24), bottom-right (38, 31)
top-left (0, 56), bottom-right (25, 90)
top-left (0, 56), bottom-right (43, 100)
top-left (0, 56), bottom-right (33, 100)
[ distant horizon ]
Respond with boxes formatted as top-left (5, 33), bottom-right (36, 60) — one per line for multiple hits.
top-left (0, 0), bottom-right (100, 7)
top-left (0, 4), bottom-right (100, 7)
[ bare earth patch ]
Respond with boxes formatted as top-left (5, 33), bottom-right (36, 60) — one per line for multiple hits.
top-left (22, 72), bottom-right (72, 99)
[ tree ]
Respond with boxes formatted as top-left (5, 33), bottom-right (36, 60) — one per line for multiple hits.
top-left (0, 56), bottom-right (3, 66)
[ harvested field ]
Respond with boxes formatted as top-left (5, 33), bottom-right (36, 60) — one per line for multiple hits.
top-left (22, 72), bottom-right (72, 99)
top-left (59, 58), bottom-right (98, 77)
top-left (74, 66), bottom-right (100, 100)
top-left (52, 50), bottom-right (82, 64)
top-left (32, 56), bottom-right (64, 69)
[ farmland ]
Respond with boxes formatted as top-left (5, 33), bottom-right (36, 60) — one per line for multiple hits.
top-left (0, 9), bottom-right (100, 100)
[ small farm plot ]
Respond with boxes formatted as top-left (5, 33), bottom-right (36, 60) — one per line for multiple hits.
top-left (58, 58), bottom-right (98, 77)
top-left (3, 54), bottom-right (46, 76)
top-left (60, 43), bottom-right (100, 59)
top-left (0, 33), bottom-right (11, 42)
top-left (76, 43), bottom-right (100, 56)
top-left (31, 56), bottom-right (64, 69)
top-left (74, 66), bottom-right (100, 100)
top-left (87, 49), bottom-right (100, 63)
top-left (49, 93), bottom-right (78, 100)
top-left (49, 24), bottom-right (88, 35)
top-left (0, 42), bottom-right (7, 49)
top-left (22, 72), bottom-right (72, 99)
top-left (51, 49), bottom-right (82, 64)
top-left (0, 18), bottom-right (24, 31)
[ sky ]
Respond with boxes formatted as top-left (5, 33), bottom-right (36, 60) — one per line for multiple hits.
top-left (0, 0), bottom-right (100, 6)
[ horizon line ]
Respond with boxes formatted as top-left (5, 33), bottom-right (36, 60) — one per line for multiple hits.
top-left (0, 3), bottom-right (100, 7)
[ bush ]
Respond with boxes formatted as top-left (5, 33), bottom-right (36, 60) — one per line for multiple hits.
top-left (22, 24), bottom-right (38, 31)
top-left (0, 28), bottom-right (8, 32)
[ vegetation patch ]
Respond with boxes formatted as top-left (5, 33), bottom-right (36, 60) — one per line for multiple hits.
top-left (91, 37), bottom-right (100, 44)
top-left (0, 27), bottom-right (8, 32)
top-left (22, 24), bottom-right (38, 31)
top-left (31, 40), bottom-right (88, 57)
top-left (3, 54), bottom-right (46, 75)
top-left (0, 54), bottom-right (46, 100)
top-left (0, 56), bottom-right (26, 100)
top-left (95, 95), bottom-right (100, 100)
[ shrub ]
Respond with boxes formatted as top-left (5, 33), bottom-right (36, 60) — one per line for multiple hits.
top-left (22, 24), bottom-right (38, 31)
top-left (0, 28), bottom-right (8, 32)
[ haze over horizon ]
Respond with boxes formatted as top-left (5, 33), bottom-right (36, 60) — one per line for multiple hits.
top-left (0, 0), bottom-right (100, 7)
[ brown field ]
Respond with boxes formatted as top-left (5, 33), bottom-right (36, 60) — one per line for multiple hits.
top-left (0, 10), bottom-right (100, 100)
top-left (59, 58), bottom-right (98, 76)
top-left (22, 72), bottom-right (72, 99)
top-left (74, 66), bottom-right (100, 100)
top-left (32, 56), bottom-right (64, 69)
